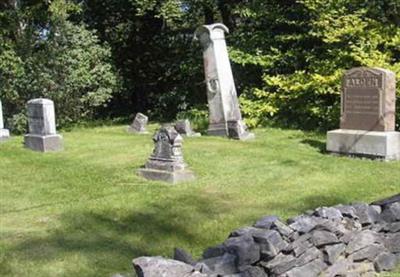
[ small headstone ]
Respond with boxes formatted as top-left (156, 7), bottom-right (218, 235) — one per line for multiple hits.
top-left (127, 112), bottom-right (148, 134)
top-left (0, 99), bottom-right (10, 142)
top-left (174, 119), bottom-right (201, 137)
top-left (137, 126), bottom-right (195, 184)
top-left (326, 67), bottom-right (400, 160)
top-left (195, 23), bottom-right (254, 140)
top-left (24, 98), bottom-right (63, 152)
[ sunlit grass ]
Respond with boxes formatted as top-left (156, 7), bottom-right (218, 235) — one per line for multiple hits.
top-left (0, 125), bottom-right (399, 276)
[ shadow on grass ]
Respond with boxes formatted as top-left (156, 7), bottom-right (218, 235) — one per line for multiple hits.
top-left (2, 191), bottom-right (234, 276)
top-left (300, 138), bottom-right (327, 154)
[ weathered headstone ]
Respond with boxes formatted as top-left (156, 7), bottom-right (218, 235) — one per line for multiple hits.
top-left (194, 23), bottom-right (254, 140)
top-left (0, 100), bottom-right (10, 142)
top-left (175, 119), bottom-right (201, 137)
top-left (24, 98), bottom-right (63, 152)
top-left (128, 112), bottom-right (149, 134)
top-left (327, 67), bottom-right (399, 160)
top-left (138, 126), bottom-right (195, 184)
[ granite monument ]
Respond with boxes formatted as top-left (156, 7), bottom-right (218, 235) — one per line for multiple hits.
top-left (327, 67), bottom-right (399, 160)
top-left (138, 126), bottom-right (195, 184)
top-left (195, 23), bottom-right (254, 140)
top-left (24, 98), bottom-right (63, 152)
top-left (128, 112), bottom-right (149, 134)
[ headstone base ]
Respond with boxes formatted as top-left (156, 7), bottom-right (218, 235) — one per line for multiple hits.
top-left (138, 168), bottom-right (195, 184)
top-left (208, 122), bottom-right (228, 137)
top-left (208, 121), bottom-right (255, 140)
top-left (326, 129), bottom-right (400, 161)
top-left (0, 129), bottom-right (10, 142)
top-left (127, 126), bottom-right (149, 134)
top-left (24, 134), bottom-right (63, 152)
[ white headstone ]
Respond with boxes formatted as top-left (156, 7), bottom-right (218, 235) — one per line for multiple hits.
top-left (195, 23), bottom-right (254, 140)
top-left (24, 98), bottom-right (63, 152)
top-left (0, 99), bottom-right (10, 141)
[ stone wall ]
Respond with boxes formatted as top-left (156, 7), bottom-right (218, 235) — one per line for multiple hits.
top-left (132, 194), bottom-right (400, 277)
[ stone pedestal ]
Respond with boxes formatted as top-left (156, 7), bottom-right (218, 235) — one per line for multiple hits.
top-left (128, 113), bottom-right (149, 134)
top-left (195, 23), bottom-right (254, 140)
top-left (138, 126), bottom-right (195, 184)
top-left (24, 134), bottom-right (63, 152)
top-left (0, 99), bottom-right (10, 142)
top-left (327, 67), bottom-right (398, 160)
top-left (327, 129), bottom-right (400, 161)
top-left (24, 98), bottom-right (63, 152)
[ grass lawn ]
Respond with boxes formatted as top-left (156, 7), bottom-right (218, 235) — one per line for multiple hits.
top-left (0, 125), bottom-right (399, 277)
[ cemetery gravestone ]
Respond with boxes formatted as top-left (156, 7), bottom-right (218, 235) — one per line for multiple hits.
top-left (128, 113), bottom-right (148, 134)
top-left (0, 100), bottom-right (10, 142)
top-left (195, 23), bottom-right (254, 140)
top-left (138, 126), bottom-right (195, 184)
top-left (327, 67), bottom-right (400, 160)
top-left (24, 98), bottom-right (63, 152)
top-left (174, 119), bottom-right (201, 137)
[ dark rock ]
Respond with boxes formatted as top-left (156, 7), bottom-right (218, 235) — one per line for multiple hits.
top-left (345, 230), bottom-right (380, 255)
top-left (253, 215), bottom-right (279, 229)
top-left (201, 253), bottom-right (238, 275)
top-left (384, 233), bottom-right (400, 253)
top-left (224, 235), bottom-right (260, 269)
top-left (193, 262), bottom-right (213, 274)
top-left (132, 256), bottom-right (195, 277)
top-left (260, 253), bottom-right (296, 275)
top-left (230, 226), bottom-right (265, 237)
top-left (324, 259), bottom-right (352, 277)
top-left (174, 247), bottom-right (196, 265)
top-left (314, 207), bottom-right (342, 220)
top-left (239, 266), bottom-right (268, 277)
top-left (348, 243), bottom-right (386, 262)
top-left (311, 230), bottom-right (339, 247)
top-left (353, 203), bottom-right (380, 226)
top-left (381, 202), bottom-right (400, 223)
top-left (203, 244), bottom-right (226, 259)
top-left (254, 230), bottom-right (287, 259)
top-left (286, 258), bottom-right (327, 277)
top-left (291, 237), bottom-right (313, 257)
top-left (324, 243), bottom-right (346, 265)
top-left (288, 216), bottom-right (318, 233)
top-left (374, 252), bottom-right (398, 272)
top-left (387, 222), bottom-right (400, 233)
top-left (341, 217), bottom-right (362, 233)
top-left (335, 205), bottom-right (359, 219)
top-left (371, 193), bottom-right (400, 207)
top-left (272, 220), bottom-right (294, 238)
top-left (313, 218), bottom-right (346, 237)
top-left (296, 247), bottom-right (323, 267)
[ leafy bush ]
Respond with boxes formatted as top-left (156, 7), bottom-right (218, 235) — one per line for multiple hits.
top-left (0, 0), bottom-right (118, 133)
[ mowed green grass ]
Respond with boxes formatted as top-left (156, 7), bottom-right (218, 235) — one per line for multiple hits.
top-left (0, 125), bottom-right (399, 277)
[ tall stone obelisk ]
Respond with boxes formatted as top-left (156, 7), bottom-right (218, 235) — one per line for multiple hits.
top-left (195, 23), bottom-right (254, 140)
top-left (0, 99), bottom-right (10, 142)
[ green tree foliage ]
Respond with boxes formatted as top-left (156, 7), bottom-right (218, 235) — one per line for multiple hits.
top-left (228, 0), bottom-right (400, 130)
top-left (0, 0), bottom-right (118, 132)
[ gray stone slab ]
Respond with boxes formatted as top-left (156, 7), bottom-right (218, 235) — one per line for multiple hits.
top-left (326, 129), bottom-right (400, 160)
top-left (138, 168), bottom-right (195, 184)
top-left (24, 134), bottom-right (63, 152)
top-left (128, 113), bottom-right (148, 134)
top-left (27, 98), bottom-right (57, 135)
